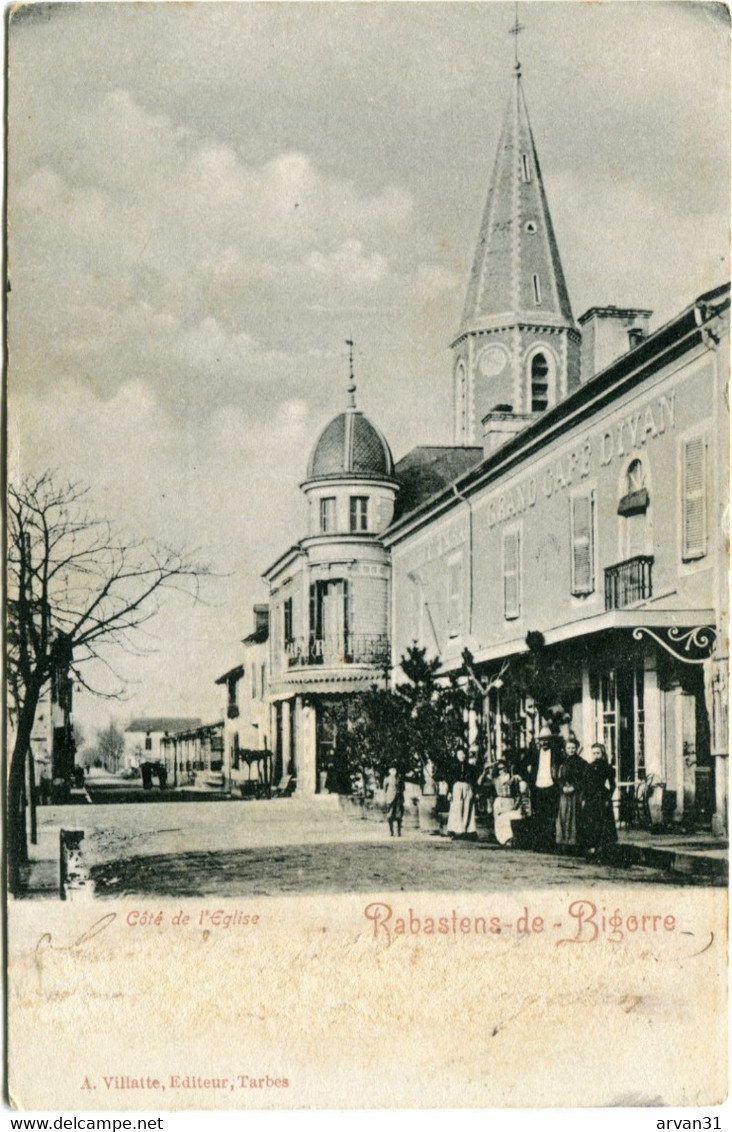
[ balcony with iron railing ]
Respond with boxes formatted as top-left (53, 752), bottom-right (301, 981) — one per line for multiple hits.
top-left (285, 633), bottom-right (390, 669)
top-left (604, 555), bottom-right (654, 610)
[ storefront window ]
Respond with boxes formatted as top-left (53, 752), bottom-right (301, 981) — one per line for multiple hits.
top-left (591, 659), bottom-right (646, 825)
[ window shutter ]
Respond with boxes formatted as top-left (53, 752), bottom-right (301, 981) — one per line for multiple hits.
top-left (413, 581), bottom-right (422, 643)
top-left (682, 437), bottom-right (707, 560)
top-left (503, 530), bottom-right (521, 619)
top-left (343, 580), bottom-right (350, 640)
top-left (309, 584), bottom-right (317, 639)
top-left (571, 493), bottom-right (595, 595)
top-left (448, 559), bottom-right (462, 637)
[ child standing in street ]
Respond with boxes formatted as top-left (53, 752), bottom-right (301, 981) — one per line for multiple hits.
top-left (384, 766), bottom-right (405, 837)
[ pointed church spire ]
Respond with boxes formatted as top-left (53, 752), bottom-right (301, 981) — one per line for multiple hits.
top-left (460, 67), bottom-right (574, 334)
top-left (451, 48), bottom-right (580, 445)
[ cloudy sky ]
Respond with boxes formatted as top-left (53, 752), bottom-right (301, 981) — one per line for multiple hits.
top-left (8, 1), bottom-right (729, 737)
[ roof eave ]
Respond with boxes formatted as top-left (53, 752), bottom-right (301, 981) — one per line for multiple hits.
top-left (385, 284), bottom-right (730, 545)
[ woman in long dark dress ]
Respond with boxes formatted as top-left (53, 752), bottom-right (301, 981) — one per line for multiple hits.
top-left (555, 735), bottom-right (585, 853)
top-left (447, 749), bottom-right (480, 840)
top-left (580, 742), bottom-right (618, 857)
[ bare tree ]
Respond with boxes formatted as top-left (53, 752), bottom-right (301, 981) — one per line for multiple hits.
top-left (7, 471), bottom-right (211, 892)
top-left (96, 721), bottom-right (126, 774)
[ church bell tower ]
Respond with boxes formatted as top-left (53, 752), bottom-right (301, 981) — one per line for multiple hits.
top-left (452, 44), bottom-right (580, 448)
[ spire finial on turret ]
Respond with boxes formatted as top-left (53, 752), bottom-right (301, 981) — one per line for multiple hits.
top-left (509, 1), bottom-right (524, 74)
top-left (345, 338), bottom-right (356, 408)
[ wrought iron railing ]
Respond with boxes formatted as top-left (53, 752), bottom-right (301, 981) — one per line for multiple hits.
top-left (286, 633), bottom-right (389, 668)
top-left (604, 555), bottom-right (653, 610)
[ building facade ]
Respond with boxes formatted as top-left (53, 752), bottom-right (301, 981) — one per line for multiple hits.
top-left (263, 375), bottom-right (397, 795)
top-left (28, 650), bottom-right (74, 803)
top-left (215, 604), bottom-right (273, 795)
top-left (251, 57), bottom-right (728, 835)
top-left (159, 720), bottom-right (225, 788)
top-left (125, 716), bottom-right (202, 774)
top-left (386, 286), bottom-right (729, 833)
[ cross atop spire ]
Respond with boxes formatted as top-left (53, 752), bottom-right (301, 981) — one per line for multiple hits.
top-left (345, 338), bottom-right (356, 408)
top-left (508, 2), bottom-right (524, 71)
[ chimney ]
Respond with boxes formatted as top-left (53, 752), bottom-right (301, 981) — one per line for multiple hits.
top-left (481, 406), bottom-right (535, 457)
top-left (578, 307), bottom-right (653, 383)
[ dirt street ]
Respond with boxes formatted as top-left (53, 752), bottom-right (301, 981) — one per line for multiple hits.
top-left (30, 797), bottom-right (715, 897)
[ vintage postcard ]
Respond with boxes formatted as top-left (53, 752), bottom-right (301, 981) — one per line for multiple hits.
top-left (6, 0), bottom-right (730, 1113)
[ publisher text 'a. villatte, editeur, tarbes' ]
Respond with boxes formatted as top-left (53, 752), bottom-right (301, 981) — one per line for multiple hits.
top-left (81, 1075), bottom-right (289, 1093)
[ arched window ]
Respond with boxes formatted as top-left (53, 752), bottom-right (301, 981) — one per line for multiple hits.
top-left (530, 353), bottom-right (549, 412)
top-left (618, 459), bottom-right (649, 512)
top-left (618, 458), bottom-right (650, 559)
top-left (626, 459), bottom-right (645, 495)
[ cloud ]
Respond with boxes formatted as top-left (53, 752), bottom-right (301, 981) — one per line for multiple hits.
top-left (305, 240), bottom-right (389, 287)
top-left (9, 88), bottom-right (418, 408)
top-left (8, 371), bottom-right (315, 719)
top-left (176, 317), bottom-right (256, 372)
top-left (550, 171), bottom-right (730, 325)
top-left (411, 262), bottom-right (462, 306)
top-left (10, 376), bottom-right (308, 559)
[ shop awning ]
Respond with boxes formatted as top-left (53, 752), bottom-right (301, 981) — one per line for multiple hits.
top-left (457, 608), bottom-right (717, 672)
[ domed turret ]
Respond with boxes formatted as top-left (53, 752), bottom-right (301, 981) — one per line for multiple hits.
top-left (301, 345), bottom-right (398, 537)
top-left (306, 409), bottom-right (395, 482)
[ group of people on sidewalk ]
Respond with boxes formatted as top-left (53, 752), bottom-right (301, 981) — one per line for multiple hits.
top-left (383, 726), bottom-right (618, 859)
top-left (513, 727), bottom-right (618, 857)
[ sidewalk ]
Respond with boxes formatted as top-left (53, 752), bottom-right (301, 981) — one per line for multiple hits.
top-left (15, 820), bottom-right (64, 898)
top-left (616, 827), bottom-right (728, 879)
top-left (351, 795), bottom-right (729, 880)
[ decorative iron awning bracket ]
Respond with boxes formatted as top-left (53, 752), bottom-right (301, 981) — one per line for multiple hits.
top-left (632, 625), bottom-right (717, 664)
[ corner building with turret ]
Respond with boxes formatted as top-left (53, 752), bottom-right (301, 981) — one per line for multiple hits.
top-left (263, 383), bottom-right (398, 795)
top-left (260, 60), bottom-right (728, 835)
